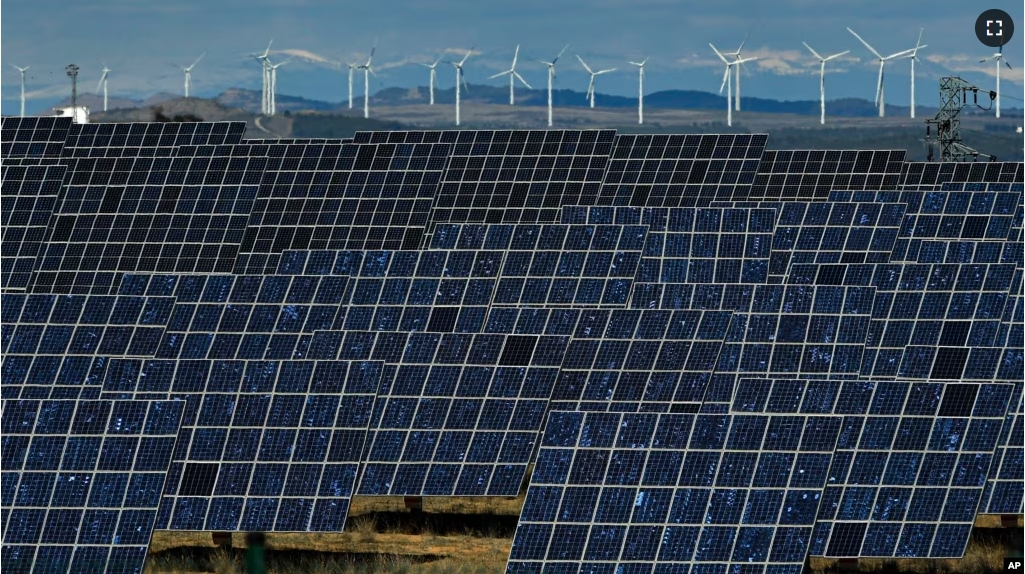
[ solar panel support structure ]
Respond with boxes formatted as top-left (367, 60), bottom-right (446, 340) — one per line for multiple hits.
top-left (925, 76), bottom-right (997, 162)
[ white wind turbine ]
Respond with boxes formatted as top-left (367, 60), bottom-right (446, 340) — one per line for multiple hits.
top-left (710, 43), bottom-right (757, 127)
top-left (12, 65), bottom-right (29, 116)
top-left (251, 40), bottom-right (273, 115)
top-left (180, 53), bottom-right (204, 98)
top-left (449, 49), bottom-right (473, 126)
top-left (905, 29), bottom-right (927, 119)
top-left (576, 55), bottom-right (616, 108)
top-left (420, 59), bottom-right (441, 105)
top-left (488, 45), bottom-right (532, 105)
top-left (267, 59), bottom-right (288, 116)
top-left (96, 65), bottom-right (111, 112)
top-left (358, 44), bottom-right (377, 119)
top-left (538, 45), bottom-right (568, 127)
top-left (847, 28), bottom-right (914, 118)
top-left (802, 42), bottom-right (849, 124)
top-left (981, 45), bottom-right (1013, 118)
top-left (629, 58), bottom-right (647, 124)
top-left (346, 62), bottom-right (357, 109)
top-left (721, 33), bottom-right (749, 111)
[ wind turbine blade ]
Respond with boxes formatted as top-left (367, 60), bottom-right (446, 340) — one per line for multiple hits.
top-left (847, 28), bottom-right (882, 60)
top-left (576, 54), bottom-right (593, 74)
top-left (459, 48), bottom-right (473, 66)
top-left (555, 45), bottom-right (568, 61)
top-left (824, 50), bottom-right (850, 61)
top-left (884, 48), bottom-right (914, 60)
top-left (802, 42), bottom-right (823, 61)
top-left (488, 71), bottom-right (510, 79)
top-left (513, 71), bottom-right (532, 89)
top-left (512, 45), bottom-right (520, 70)
top-left (719, 66), bottom-right (730, 93)
top-left (191, 52), bottom-right (205, 68)
top-left (597, 68), bottom-right (616, 74)
top-left (1006, 61), bottom-right (1013, 70)
top-left (875, 61), bottom-right (883, 104)
top-left (736, 32), bottom-right (749, 53)
top-left (709, 43), bottom-right (729, 64)
top-left (641, 58), bottom-right (648, 65)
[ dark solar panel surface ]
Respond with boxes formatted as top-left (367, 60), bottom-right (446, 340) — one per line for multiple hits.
top-left (1, 398), bottom-right (184, 574)
top-left (731, 379), bottom-right (1013, 558)
top-left (1, 123), bottom-right (1023, 569)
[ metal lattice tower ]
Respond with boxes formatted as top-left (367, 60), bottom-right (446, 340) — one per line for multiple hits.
top-left (65, 64), bottom-right (79, 111)
top-left (925, 76), bottom-right (996, 162)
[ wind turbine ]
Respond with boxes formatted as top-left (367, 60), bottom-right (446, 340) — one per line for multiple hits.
top-left (420, 59), bottom-right (441, 105)
top-left (346, 62), bottom-right (357, 109)
top-left (710, 44), bottom-right (757, 127)
top-left (538, 45), bottom-right (568, 127)
top-left (268, 59), bottom-right (288, 116)
top-left (981, 45), bottom-right (1013, 118)
top-left (96, 65), bottom-right (111, 112)
top-left (576, 55), bottom-right (616, 108)
top-left (180, 53), bottom-right (204, 98)
top-left (847, 28), bottom-right (914, 118)
top-left (629, 58), bottom-right (647, 124)
top-left (11, 65), bottom-right (28, 116)
top-left (721, 33), bottom-right (749, 111)
top-left (450, 49), bottom-right (473, 126)
top-left (488, 45), bottom-right (531, 105)
top-left (905, 29), bottom-right (927, 118)
top-left (802, 42), bottom-right (849, 124)
top-left (251, 40), bottom-right (273, 115)
top-left (357, 43), bottom-right (377, 119)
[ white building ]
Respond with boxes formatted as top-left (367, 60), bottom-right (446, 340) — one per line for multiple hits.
top-left (54, 106), bottom-right (89, 124)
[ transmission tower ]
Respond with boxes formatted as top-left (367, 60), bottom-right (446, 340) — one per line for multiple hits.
top-left (925, 76), bottom-right (997, 162)
top-left (66, 64), bottom-right (80, 111)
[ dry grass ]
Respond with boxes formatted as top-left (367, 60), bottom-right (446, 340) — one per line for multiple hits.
top-left (347, 495), bottom-right (524, 518)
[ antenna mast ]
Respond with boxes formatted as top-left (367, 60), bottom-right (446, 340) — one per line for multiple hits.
top-left (66, 64), bottom-right (80, 111)
top-left (925, 76), bottom-right (997, 162)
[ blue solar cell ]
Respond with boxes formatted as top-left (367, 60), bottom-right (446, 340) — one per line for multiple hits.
top-left (1, 398), bottom-right (183, 574)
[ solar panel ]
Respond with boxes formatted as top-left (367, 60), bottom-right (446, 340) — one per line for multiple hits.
top-left (353, 130), bottom-right (615, 228)
top-left (152, 359), bottom-right (382, 532)
top-left (549, 309), bottom-right (732, 414)
top-left (429, 223), bottom-right (646, 308)
top-left (749, 150), bottom-right (906, 201)
top-left (233, 141), bottom-right (450, 274)
top-left (731, 378), bottom-right (1013, 558)
top-left (60, 122), bottom-right (246, 158)
top-left (343, 330), bottom-right (569, 496)
top-left (507, 410), bottom-right (842, 574)
top-left (1, 294), bottom-right (177, 400)
top-left (327, 249), bottom-right (503, 334)
top-left (2, 163), bottom-right (67, 291)
top-left (29, 143), bottom-right (267, 294)
top-left (897, 163), bottom-right (1022, 192)
top-left (766, 202), bottom-right (907, 282)
top-left (596, 134), bottom-right (767, 207)
top-left (0, 117), bottom-right (73, 159)
top-left (1, 398), bottom-right (184, 574)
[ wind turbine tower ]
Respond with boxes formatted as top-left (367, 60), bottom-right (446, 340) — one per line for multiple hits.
top-left (12, 65), bottom-right (29, 117)
top-left (802, 42), bottom-right (848, 124)
top-left (710, 44), bottom-right (757, 127)
top-left (906, 29), bottom-right (927, 118)
top-left (347, 63), bottom-right (356, 109)
top-left (488, 45), bottom-right (531, 105)
top-left (252, 40), bottom-right (273, 115)
top-left (576, 55), bottom-right (616, 108)
top-left (538, 45), bottom-right (568, 127)
top-left (96, 66), bottom-right (111, 112)
top-left (181, 53), bottom-right (204, 98)
top-left (451, 49), bottom-right (473, 126)
top-left (268, 59), bottom-right (288, 116)
top-left (420, 59), bottom-right (441, 105)
top-left (981, 45), bottom-right (1013, 118)
top-left (629, 58), bottom-right (647, 125)
top-left (847, 28), bottom-right (914, 118)
top-left (721, 33), bottom-right (749, 111)
top-left (358, 44), bottom-right (377, 119)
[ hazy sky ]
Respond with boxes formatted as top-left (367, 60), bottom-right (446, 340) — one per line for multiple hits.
top-left (3, 0), bottom-right (1023, 114)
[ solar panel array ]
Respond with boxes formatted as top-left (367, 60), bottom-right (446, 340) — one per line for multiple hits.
top-left (1, 119), bottom-right (1022, 573)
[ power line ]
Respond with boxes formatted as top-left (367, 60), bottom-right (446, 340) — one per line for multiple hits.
top-left (960, 127), bottom-right (1024, 142)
